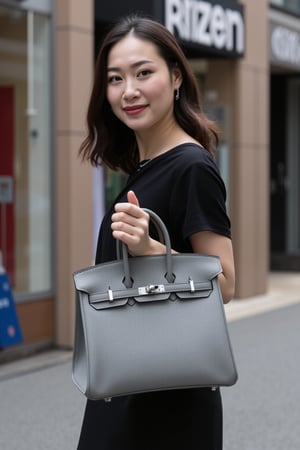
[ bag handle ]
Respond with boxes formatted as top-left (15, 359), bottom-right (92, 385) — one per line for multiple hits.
top-left (118, 208), bottom-right (174, 287)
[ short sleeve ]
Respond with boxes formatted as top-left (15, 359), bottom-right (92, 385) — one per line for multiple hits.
top-left (170, 151), bottom-right (231, 240)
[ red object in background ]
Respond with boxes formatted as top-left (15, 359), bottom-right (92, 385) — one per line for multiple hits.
top-left (0, 86), bottom-right (15, 285)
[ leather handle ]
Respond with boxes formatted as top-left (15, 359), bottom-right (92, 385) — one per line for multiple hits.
top-left (117, 208), bottom-right (174, 287)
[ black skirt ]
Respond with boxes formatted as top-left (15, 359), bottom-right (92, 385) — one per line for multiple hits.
top-left (78, 388), bottom-right (223, 450)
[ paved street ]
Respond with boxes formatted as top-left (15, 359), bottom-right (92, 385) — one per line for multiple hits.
top-left (223, 302), bottom-right (300, 450)
top-left (0, 287), bottom-right (299, 449)
top-left (0, 353), bottom-right (84, 450)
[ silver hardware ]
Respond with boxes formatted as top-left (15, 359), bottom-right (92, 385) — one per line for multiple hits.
top-left (189, 277), bottom-right (195, 292)
top-left (211, 386), bottom-right (217, 391)
top-left (138, 284), bottom-right (165, 295)
top-left (108, 288), bottom-right (113, 302)
top-left (104, 397), bottom-right (112, 402)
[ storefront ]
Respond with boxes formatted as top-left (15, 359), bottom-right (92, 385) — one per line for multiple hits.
top-left (269, 5), bottom-right (300, 270)
top-left (0, 0), bottom-right (54, 352)
top-left (0, 0), bottom-right (95, 356)
top-left (2, 0), bottom-right (281, 355)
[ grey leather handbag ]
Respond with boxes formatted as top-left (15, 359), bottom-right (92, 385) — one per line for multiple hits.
top-left (72, 209), bottom-right (237, 401)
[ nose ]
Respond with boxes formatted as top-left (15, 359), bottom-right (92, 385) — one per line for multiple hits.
top-left (122, 79), bottom-right (139, 100)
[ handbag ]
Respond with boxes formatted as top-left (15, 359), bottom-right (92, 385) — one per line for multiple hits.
top-left (72, 209), bottom-right (238, 401)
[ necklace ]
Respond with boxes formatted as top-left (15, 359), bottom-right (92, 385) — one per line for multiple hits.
top-left (137, 159), bottom-right (151, 171)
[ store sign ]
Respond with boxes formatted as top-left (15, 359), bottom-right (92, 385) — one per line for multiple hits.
top-left (165, 0), bottom-right (245, 57)
top-left (270, 22), bottom-right (300, 70)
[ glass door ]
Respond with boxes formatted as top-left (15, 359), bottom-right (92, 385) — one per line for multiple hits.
top-left (0, 3), bottom-right (52, 297)
top-left (287, 78), bottom-right (300, 255)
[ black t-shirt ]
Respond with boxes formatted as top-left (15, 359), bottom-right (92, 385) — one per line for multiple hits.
top-left (96, 143), bottom-right (231, 264)
top-left (80, 143), bottom-right (228, 449)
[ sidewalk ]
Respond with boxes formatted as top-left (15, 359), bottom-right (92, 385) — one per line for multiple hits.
top-left (0, 271), bottom-right (299, 381)
top-left (225, 270), bottom-right (300, 321)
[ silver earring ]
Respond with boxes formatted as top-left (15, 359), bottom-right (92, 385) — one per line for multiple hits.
top-left (175, 88), bottom-right (180, 101)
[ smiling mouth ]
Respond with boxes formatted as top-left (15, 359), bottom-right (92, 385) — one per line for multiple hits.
top-left (123, 105), bottom-right (147, 115)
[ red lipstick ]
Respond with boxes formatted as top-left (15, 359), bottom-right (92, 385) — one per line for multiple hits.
top-left (123, 105), bottom-right (147, 115)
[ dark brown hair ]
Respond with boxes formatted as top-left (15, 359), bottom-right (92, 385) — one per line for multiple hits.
top-left (79, 14), bottom-right (219, 174)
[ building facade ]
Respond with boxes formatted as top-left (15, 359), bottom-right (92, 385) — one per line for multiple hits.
top-left (0, 0), bottom-right (299, 355)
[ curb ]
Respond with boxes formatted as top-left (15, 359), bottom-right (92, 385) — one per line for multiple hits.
top-left (225, 271), bottom-right (300, 321)
top-left (0, 349), bottom-right (72, 382)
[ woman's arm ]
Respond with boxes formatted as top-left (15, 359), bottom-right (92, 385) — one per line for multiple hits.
top-left (189, 231), bottom-right (235, 304)
top-left (111, 191), bottom-right (235, 303)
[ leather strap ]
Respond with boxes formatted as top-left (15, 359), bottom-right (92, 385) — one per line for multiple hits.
top-left (117, 208), bottom-right (174, 287)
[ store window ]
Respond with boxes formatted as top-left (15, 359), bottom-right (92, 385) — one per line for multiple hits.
top-left (0, 5), bottom-right (52, 298)
top-left (270, 0), bottom-right (300, 15)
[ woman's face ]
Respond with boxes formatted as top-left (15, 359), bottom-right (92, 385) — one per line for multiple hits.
top-left (106, 34), bottom-right (181, 134)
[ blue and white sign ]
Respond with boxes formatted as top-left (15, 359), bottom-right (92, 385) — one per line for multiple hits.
top-left (0, 272), bottom-right (23, 348)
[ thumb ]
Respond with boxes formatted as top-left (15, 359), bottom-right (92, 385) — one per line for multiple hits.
top-left (127, 190), bottom-right (140, 206)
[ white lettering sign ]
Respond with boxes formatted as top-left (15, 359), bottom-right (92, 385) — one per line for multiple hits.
top-left (165, 0), bottom-right (245, 55)
top-left (271, 26), bottom-right (300, 68)
top-left (0, 298), bottom-right (10, 309)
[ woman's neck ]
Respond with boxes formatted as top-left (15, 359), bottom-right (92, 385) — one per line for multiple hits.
top-left (136, 122), bottom-right (198, 161)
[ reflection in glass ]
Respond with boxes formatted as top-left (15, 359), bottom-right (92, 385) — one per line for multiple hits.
top-left (0, 6), bottom-right (51, 297)
top-left (270, 0), bottom-right (300, 14)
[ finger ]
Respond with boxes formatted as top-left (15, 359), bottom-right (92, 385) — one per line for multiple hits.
top-left (111, 229), bottom-right (141, 248)
top-left (127, 190), bottom-right (140, 207)
top-left (111, 212), bottom-right (149, 236)
top-left (114, 201), bottom-right (141, 218)
top-left (111, 211), bottom-right (142, 226)
top-left (111, 217), bottom-right (144, 240)
top-left (111, 219), bottom-right (140, 234)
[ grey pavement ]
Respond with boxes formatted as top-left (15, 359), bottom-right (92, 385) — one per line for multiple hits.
top-left (0, 357), bottom-right (84, 450)
top-left (223, 302), bottom-right (300, 450)
top-left (0, 272), bottom-right (299, 449)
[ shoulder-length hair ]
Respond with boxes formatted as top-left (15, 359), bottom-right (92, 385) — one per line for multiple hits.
top-left (79, 14), bottom-right (219, 174)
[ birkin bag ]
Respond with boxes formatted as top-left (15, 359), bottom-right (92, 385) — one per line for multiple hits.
top-left (72, 209), bottom-right (238, 401)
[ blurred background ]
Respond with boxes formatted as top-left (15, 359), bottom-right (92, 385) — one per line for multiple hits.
top-left (0, 0), bottom-right (299, 356)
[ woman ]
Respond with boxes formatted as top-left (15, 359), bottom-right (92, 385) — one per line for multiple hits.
top-left (78, 14), bottom-right (235, 450)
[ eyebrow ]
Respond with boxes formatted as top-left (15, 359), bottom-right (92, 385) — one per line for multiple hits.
top-left (107, 59), bottom-right (155, 72)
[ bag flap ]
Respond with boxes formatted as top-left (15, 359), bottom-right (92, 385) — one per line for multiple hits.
top-left (73, 253), bottom-right (222, 295)
top-left (73, 253), bottom-right (222, 311)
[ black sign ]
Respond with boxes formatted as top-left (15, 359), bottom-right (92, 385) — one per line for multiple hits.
top-left (164, 0), bottom-right (245, 57)
top-left (95, 0), bottom-right (245, 58)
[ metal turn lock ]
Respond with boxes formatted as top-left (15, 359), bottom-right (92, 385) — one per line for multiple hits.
top-left (138, 284), bottom-right (165, 295)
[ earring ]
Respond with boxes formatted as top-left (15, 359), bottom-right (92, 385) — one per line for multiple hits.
top-left (175, 88), bottom-right (180, 101)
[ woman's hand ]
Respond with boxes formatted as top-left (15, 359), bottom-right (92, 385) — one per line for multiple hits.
top-left (111, 191), bottom-right (154, 256)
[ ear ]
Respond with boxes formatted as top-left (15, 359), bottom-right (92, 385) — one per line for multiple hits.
top-left (171, 65), bottom-right (183, 90)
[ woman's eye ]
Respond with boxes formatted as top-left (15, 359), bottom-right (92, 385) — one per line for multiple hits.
top-left (108, 75), bottom-right (122, 83)
top-left (137, 70), bottom-right (151, 78)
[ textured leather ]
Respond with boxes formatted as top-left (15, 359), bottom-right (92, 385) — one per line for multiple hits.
top-left (72, 209), bottom-right (238, 400)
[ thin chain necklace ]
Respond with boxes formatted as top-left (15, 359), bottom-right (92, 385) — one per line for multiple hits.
top-left (137, 159), bottom-right (151, 171)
